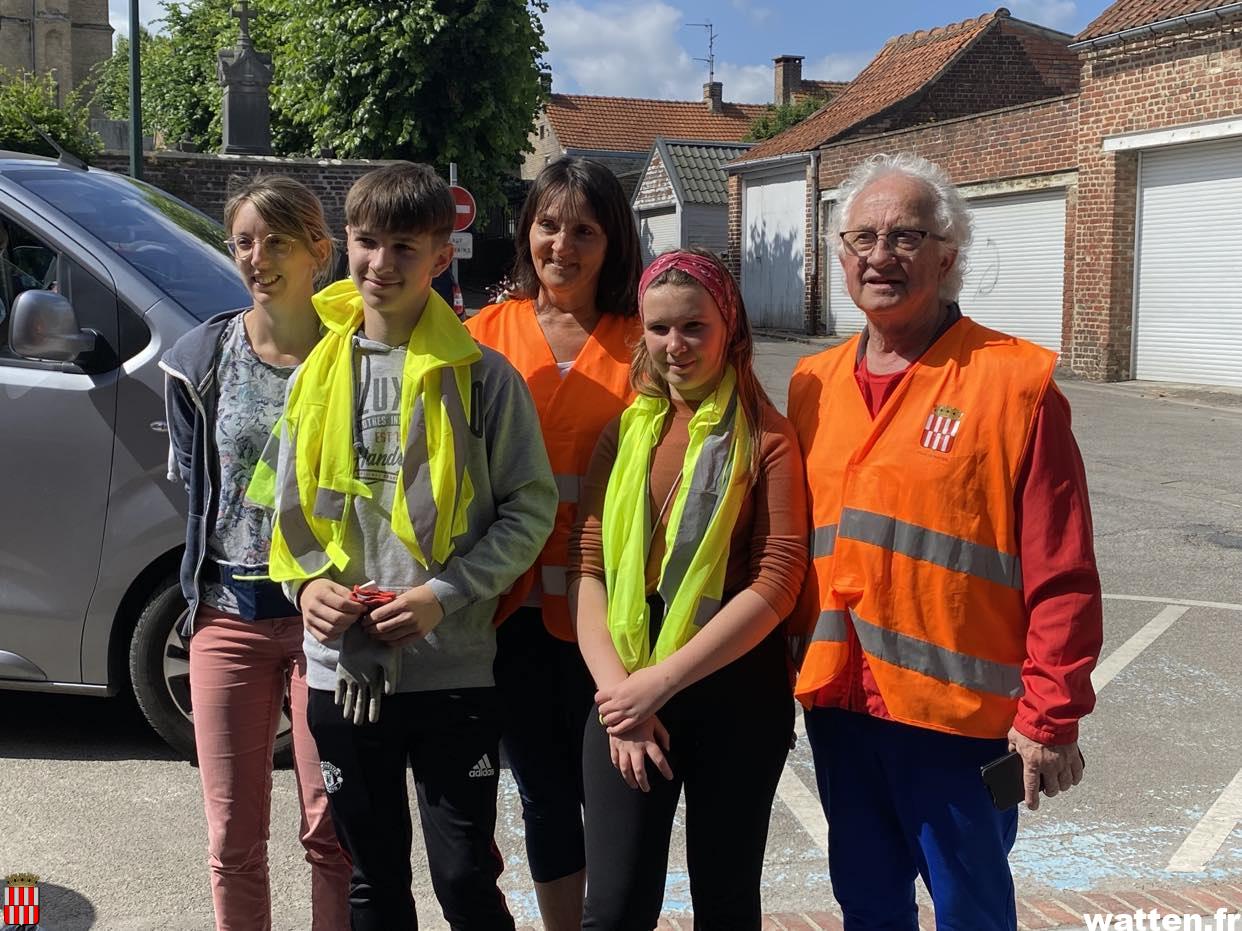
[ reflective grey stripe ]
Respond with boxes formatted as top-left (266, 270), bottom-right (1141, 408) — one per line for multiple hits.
top-left (838, 508), bottom-right (1021, 589)
top-left (811, 524), bottom-right (837, 558)
top-left (656, 392), bottom-right (738, 608)
top-left (400, 373), bottom-right (472, 568)
top-left (402, 396), bottom-right (437, 560)
top-left (811, 609), bottom-right (848, 643)
top-left (554, 473), bottom-right (580, 505)
top-left (276, 427), bottom-right (332, 576)
top-left (851, 611), bottom-right (1024, 699)
top-left (692, 596), bottom-right (719, 628)
top-left (542, 565), bottom-right (567, 596)
top-left (441, 372), bottom-right (471, 523)
top-left (313, 488), bottom-right (347, 521)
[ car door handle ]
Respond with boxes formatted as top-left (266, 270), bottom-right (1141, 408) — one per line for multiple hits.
top-left (150, 420), bottom-right (169, 433)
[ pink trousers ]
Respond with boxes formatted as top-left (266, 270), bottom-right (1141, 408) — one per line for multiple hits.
top-left (190, 608), bottom-right (351, 931)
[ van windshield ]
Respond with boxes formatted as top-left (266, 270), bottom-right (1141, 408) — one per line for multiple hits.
top-left (13, 168), bottom-right (251, 320)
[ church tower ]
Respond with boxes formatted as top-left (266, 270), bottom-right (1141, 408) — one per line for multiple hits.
top-left (0, 0), bottom-right (114, 102)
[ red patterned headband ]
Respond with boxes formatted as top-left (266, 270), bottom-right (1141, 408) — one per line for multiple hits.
top-left (639, 251), bottom-right (739, 333)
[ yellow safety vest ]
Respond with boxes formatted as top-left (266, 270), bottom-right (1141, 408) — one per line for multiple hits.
top-left (602, 366), bottom-right (752, 672)
top-left (247, 279), bottom-right (481, 583)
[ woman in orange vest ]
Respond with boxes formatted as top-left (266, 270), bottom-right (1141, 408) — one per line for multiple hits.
top-left (789, 153), bottom-right (1102, 929)
top-left (466, 157), bottom-right (642, 930)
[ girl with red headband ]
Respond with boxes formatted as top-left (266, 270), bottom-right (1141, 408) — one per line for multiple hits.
top-left (568, 248), bottom-right (809, 927)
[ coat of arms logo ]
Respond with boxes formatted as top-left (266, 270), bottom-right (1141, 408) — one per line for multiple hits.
top-left (3, 873), bottom-right (40, 928)
top-left (921, 404), bottom-right (964, 453)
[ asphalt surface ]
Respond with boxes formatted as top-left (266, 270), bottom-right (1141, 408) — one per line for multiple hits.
top-left (2, 336), bottom-right (1240, 929)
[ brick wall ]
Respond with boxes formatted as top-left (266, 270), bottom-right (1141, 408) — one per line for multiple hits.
top-left (521, 114), bottom-right (566, 180)
top-left (94, 150), bottom-right (389, 238)
top-left (809, 96), bottom-right (1078, 340)
top-left (725, 173), bottom-right (742, 282)
top-left (632, 151), bottom-right (674, 210)
top-left (1073, 22), bottom-right (1242, 380)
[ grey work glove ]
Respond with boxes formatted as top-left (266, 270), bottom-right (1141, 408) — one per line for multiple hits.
top-left (334, 623), bottom-right (401, 725)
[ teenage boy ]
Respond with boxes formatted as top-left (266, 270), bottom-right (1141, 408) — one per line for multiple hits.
top-left (250, 162), bottom-right (557, 929)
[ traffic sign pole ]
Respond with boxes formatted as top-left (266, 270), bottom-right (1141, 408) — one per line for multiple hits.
top-left (449, 163), bottom-right (459, 294)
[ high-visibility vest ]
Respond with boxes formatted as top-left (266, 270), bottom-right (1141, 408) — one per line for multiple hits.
top-left (603, 366), bottom-right (751, 672)
top-left (248, 279), bottom-right (480, 583)
top-left (788, 316), bottom-right (1056, 739)
top-left (467, 299), bottom-right (636, 640)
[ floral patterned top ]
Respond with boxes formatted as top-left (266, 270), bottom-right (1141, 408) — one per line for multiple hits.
top-left (202, 312), bottom-right (298, 614)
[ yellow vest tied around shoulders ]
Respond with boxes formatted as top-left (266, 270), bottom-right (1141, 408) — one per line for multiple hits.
top-left (247, 279), bottom-right (482, 583)
top-left (602, 366), bottom-right (752, 673)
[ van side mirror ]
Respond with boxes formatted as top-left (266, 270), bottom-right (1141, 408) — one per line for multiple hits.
top-left (10, 289), bottom-right (97, 362)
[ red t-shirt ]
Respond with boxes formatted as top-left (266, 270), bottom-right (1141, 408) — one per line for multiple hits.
top-left (821, 356), bottom-right (1103, 745)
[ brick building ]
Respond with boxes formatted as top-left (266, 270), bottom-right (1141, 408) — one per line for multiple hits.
top-left (631, 138), bottom-right (751, 263)
top-left (522, 82), bottom-right (767, 196)
top-left (0, 0), bottom-right (112, 102)
top-left (727, 1), bottom-right (1242, 388)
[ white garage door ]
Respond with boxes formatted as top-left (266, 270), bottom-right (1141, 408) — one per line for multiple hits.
top-left (1135, 138), bottom-right (1242, 387)
top-left (638, 206), bottom-right (679, 266)
top-left (827, 190), bottom-right (1066, 351)
top-left (742, 170), bottom-right (806, 329)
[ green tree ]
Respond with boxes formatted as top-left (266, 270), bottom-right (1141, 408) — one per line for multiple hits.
top-left (270, 0), bottom-right (548, 208)
top-left (0, 69), bottom-right (102, 158)
top-left (94, 0), bottom-right (548, 209)
top-left (745, 96), bottom-right (828, 142)
top-left (88, 30), bottom-right (178, 139)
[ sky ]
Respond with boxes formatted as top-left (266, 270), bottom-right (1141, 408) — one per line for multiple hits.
top-left (110, 0), bottom-right (1120, 104)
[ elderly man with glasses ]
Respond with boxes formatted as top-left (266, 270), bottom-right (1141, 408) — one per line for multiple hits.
top-left (787, 153), bottom-right (1102, 930)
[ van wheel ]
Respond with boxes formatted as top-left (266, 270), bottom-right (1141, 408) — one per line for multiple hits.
top-left (129, 576), bottom-right (294, 765)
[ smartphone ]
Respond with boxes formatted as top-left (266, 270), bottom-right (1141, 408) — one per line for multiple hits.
top-left (980, 750), bottom-right (1026, 810)
top-left (980, 749), bottom-right (1087, 810)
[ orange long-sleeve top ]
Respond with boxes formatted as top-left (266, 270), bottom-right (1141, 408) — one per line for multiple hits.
top-left (568, 397), bottom-right (809, 621)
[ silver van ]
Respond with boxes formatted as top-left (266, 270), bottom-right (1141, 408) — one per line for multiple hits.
top-left (0, 151), bottom-right (277, 758)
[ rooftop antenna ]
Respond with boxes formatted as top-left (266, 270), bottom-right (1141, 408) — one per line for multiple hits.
top-left (686, 21), bottom-right (717, 83)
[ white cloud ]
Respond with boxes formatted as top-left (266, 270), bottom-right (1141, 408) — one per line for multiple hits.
top-left (1006, 0), bottom-right (1079, 30)
top-left (728, 0), bottom-right (773, 25)
top-left (805, 51), bottom-right (874, 84)
top-left (544, 1), bottom-right (776, 102)
top-left (108, 0), bottom-right (165, 42)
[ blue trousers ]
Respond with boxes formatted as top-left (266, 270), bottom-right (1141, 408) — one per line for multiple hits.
top-left (805, 707), bottom-right (1018, 931)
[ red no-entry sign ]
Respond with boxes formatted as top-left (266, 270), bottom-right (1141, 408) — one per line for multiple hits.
top-left (449, 185), bottom-right (476, 232)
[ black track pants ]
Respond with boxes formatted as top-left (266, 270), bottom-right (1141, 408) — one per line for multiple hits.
top-left (307, 687), bottom-right (515, 931)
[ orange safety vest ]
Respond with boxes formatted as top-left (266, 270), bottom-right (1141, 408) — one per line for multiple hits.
top-left (788, 316), bottom-right (1056, 739)
top-left (467, 299), bottom-right (637, 640)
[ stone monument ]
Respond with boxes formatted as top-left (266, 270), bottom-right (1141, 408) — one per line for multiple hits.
top-left (217, 1), bottom-right (273, 155)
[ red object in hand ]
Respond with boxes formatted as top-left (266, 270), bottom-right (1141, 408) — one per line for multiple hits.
top-left (351, 584), bottom-right (397, 610)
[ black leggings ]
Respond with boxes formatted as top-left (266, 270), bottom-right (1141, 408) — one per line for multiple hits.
top-left (493, 606), bottom-right (596, 882)
top-left (581, 630), bottom-right (794, 930)
top-left (307, 687), bottom-right (514, 931)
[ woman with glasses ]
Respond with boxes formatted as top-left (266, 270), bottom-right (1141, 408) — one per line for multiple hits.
top-left (161, 176), bottom-right (350, 931)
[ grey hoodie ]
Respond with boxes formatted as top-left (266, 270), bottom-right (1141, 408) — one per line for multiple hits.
top-left (276, 336), bottom-right (557, 693)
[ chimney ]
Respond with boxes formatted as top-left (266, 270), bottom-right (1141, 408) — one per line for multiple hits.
top-left (703, 81), bottom-right (723, 114)
top-left (539, 69), bottom-right (553, 97)
top-left (773, 55), bottom-right (804, 106)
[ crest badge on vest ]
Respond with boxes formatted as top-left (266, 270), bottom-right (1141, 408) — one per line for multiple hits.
top-left (921, 405), bottom-right (964, 453)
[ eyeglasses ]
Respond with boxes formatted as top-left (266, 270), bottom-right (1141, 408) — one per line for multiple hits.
top-left (840, 229), bottom-right (946, 257)
top-left (224, 233), bottom-right (297, 259)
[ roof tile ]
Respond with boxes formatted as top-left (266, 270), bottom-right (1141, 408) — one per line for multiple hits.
top-left (661, 140), bottom-right (752, 205)
top-left (545, 95), bottom-right (768, 154)
top-left (1076, 1), bottom-right (1238, 41)
top-left (735, 9), bottom-right (1006, 163)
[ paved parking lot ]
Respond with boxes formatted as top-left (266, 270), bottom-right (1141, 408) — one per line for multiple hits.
top-left (2, 336), bottom-right (1240, 929)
